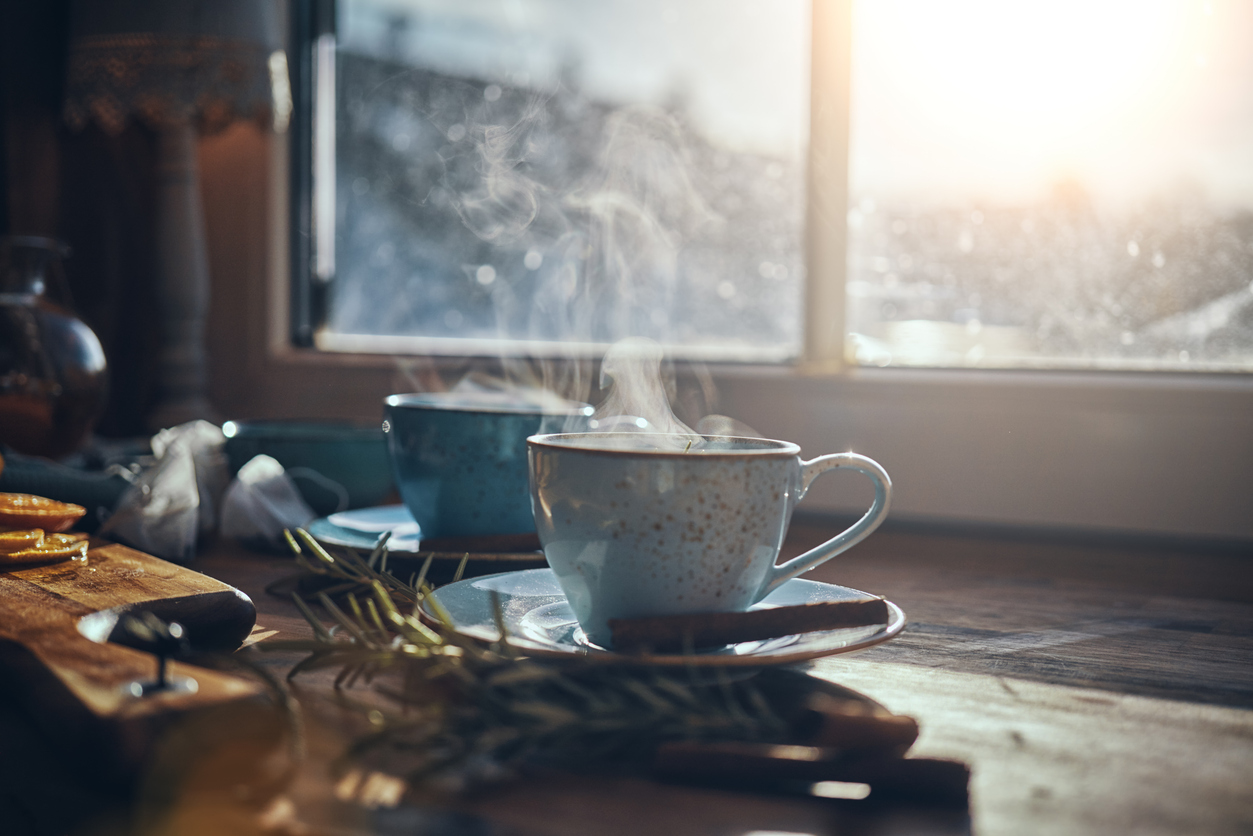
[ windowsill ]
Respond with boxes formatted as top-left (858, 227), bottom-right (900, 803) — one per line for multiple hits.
top-left (268, 336), bottom-right (1253, 395)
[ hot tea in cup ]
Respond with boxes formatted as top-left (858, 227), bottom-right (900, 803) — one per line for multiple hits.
top-left (527, 432), bottom-right (891, 648)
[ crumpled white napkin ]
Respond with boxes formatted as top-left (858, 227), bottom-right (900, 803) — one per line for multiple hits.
top-left (100, 423), bottom-right (222, 564)
top-left (219, 454), bottom-right (316, 550)
top-left (151, 420), bottom-right (229, 536)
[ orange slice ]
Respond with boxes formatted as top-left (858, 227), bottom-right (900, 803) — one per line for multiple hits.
top-left (0, 529), bottom-right (45, 553)
top-left (0, 533), bottom-right (89, 568)
top-left (0, 493), bottom-right (86, 533)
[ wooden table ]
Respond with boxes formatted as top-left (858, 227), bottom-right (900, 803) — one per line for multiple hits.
top-left (3, 524), bottom-right (1251, 835)
top-left (793, 524), bottom-right (1253, 836)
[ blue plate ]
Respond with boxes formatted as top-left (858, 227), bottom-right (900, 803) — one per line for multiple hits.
top-left (306, 505), bottom-right (546, 580)
top-left (307, 504), bottom-right (422, 552)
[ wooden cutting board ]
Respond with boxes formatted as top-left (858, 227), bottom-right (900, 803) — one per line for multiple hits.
top-left (0, 538), bottom-right (262, 768)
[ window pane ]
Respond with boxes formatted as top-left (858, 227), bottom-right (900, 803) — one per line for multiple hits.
top-left (324, 0), bottom-right (809, 361)
top-left (848, 0), bottom-right (1253, 371)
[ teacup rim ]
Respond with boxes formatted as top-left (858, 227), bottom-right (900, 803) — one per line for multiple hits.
top-left (385, 392), bottom-right (594, 417)
top-left (528, 432), bottom-right (801, 457)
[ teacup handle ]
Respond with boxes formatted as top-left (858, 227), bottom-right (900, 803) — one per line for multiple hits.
top-left (758, 452), bottom-right (892, 599)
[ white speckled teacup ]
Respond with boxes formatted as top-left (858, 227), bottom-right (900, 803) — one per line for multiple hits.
top-left (527, 432), bottom-right (892, 648)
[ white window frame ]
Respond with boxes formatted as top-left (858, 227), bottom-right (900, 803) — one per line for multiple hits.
top-left (215, 0), bottom-right (1253, 544)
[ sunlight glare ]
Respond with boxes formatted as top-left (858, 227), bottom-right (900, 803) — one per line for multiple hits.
top-left (854, 0), bottom-right (1213, 203)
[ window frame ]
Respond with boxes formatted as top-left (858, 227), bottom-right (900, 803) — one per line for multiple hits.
top-left (242, 0), bottom-right (1253, 543)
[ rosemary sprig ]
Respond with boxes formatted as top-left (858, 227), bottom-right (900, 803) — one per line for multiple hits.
top-left (281, 528), bottom-right (427, 607)
top-left (267, 528), bottom-right (793, 791)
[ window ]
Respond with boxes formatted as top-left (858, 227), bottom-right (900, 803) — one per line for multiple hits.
top-left (297, 0), bottom-right (1253, 373)
top-left (281, 0), bottom-right (1253, 541)
top-left (301, 0), bottom-right (809, 362)
top-left (847, 0), bottom-right (1253, 372)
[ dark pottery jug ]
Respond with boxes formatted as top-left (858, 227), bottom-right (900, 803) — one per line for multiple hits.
top-left (0, 236), bottom-right (108, 458)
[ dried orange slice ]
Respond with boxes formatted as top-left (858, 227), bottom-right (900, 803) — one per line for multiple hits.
top-left (0, 532), bottom-right (88, 568)
top-left (0, 529), bottom-right (44, 553)
top-left (0, 493), bottom-right (86, 533)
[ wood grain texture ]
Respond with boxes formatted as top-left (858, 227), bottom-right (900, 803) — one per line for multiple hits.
top-left (793, 526), bottom-right (1253, 707)
top-left (193, 531), bottom-right (1253, 836)
top-left (0, 539), bottom-right (259, 727)
top-left (10, 529), bottom-right (1239, 836)
top-left (812, 658), bottom-right (1253, 836)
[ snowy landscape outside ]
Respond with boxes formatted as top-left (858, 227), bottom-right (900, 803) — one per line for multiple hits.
top-left (321, 0), bottom-right (1253, 371)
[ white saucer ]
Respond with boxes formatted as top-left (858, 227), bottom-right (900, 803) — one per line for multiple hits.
top-left (422, 569), bottom-right (906, 667)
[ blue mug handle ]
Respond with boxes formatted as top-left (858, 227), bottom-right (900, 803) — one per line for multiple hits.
top-left (757, 452), bottom-right (892, 600)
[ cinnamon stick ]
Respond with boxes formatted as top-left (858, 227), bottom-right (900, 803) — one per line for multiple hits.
top-left (608, 597), bottom-right (889, 652)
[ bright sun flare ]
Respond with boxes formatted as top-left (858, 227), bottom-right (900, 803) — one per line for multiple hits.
top-left (853, 0), bottom-right (1221, 202)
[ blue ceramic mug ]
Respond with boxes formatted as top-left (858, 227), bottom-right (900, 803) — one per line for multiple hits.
top-left (383, 393), bottom-right (592, 540)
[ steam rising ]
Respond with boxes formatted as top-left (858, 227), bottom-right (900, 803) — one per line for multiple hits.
top-left (449, 102), bottom-right (721, 351)
top-left (403, 94), bottom-right (762, 445)
top-left (570, 109), bottom-right (720, 342)
top-left (594, 338), bottom-right (698, 442)
top-left (452, 95), bottom-right (549, 244)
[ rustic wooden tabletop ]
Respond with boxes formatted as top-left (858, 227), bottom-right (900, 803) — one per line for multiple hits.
top-left (793, 524), bottom-right (1253, 836)
top-left (2, 523), bottom-right (1250, 835)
